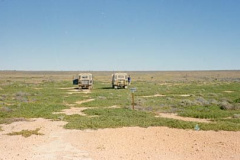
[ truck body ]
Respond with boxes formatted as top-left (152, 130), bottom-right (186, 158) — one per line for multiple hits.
top-left (112, 73), bottom-right (128, 89)
top-left (73, 73), bottom-right (93, 89)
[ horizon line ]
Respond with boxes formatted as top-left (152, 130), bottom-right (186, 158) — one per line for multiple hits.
top-left (0, 69), bottom-right (239, 72)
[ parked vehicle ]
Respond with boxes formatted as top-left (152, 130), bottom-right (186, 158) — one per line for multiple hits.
top-left (73, 73), bottom-right (93, 89)
top-left (112, 73), bottom-right (128, 89)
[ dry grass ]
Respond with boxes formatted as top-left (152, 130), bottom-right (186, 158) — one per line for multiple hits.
top-left (1, 70), bottom-right (240, 83)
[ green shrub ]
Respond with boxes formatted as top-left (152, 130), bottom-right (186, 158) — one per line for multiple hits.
top-left (234, 98), bottom-right (240, 103)
top-left (6, 128), bottom-right (44, 138)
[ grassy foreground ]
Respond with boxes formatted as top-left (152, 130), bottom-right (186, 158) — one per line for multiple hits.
top-left (0, 71), bottom-right (240, 131)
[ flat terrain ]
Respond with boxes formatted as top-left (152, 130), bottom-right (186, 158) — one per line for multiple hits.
top-left (0, 71), bottom-right (240, 159)
top-left (1, 118), bottom-right (240, 160)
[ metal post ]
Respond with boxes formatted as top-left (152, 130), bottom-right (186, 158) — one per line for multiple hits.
top-left (130, 88), bottom-right (136, 110)
top-left (132, 92), bottom-right (135, 110)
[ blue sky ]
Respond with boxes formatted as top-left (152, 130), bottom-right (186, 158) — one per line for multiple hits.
top-left (0, 0), bottom-right (239, 71)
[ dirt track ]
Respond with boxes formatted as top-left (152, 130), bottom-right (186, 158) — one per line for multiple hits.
top-left (0, 118), bottom-right (240, 160)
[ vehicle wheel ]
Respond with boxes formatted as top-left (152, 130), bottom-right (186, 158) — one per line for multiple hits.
top-left (114, 86), bottom-right (118, 89)
top-left (124, 86), bottom-right (128, 89)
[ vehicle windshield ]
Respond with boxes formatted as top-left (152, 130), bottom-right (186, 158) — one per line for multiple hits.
top-left (81, 75), bottom-right (88, 79)
top-left (117, 75), bottom-right (125, 79)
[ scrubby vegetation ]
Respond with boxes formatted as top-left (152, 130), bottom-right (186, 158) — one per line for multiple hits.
top-left (6, 128), bottom-right (43, 137)
top-left (0, 71), bottom-right (240, 131)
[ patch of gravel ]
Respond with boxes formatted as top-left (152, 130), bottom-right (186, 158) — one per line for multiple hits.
top-left (0, 118), bottom-right (240, 160)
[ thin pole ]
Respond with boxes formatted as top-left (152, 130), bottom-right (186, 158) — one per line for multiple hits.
top-left (132, 92), bottom-right (135, 110)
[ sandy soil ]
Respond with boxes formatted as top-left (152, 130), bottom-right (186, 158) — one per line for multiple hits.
top-left (53, 107), bottom-right (89, 116)
top-left (178, 94), bottom-right (191, 97)
top-left (140, 94), bottom-right (191, 98)
top-left (34, 88), bottom-right (43, 90)
top-left (75, 99), bottom-right (95, 105)
top-left (0, 118), bottom-right (240, 160)
top-left (58, 87), bottom-right (92, 95)
top-left (156, 113), bottom-right (211, 123)
top-left (53, 105), bottom-right (120, 117)
top-left (223, 91), bottom-right (234, 93)
top-left (67, 90), bottom-right (91, 95)
top-left (141, 94), bottom-right (166, 98)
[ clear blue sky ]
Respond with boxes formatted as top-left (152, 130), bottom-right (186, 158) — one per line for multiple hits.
top-left (0, 0), bottom-right (239, 71)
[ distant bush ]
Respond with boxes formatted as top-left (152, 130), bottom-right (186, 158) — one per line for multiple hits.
top-left (0, 106), bottom-right (12, 112)
top-left (220, 101), bottom-right (234, 110)
top-left (208, 93), bottom-right (218, 97)
top-left (15, 91), bottom-right (30, 97)
top-left (194, 97), bottom-right (210, 106)
top-left (180, 99), bottom-right (195, 106)
top-left (15, 91), bottom-right (30, 103)
top-left (179, 97), bottom-right (221, 107)
top-left (220, 101), bottom-right (240, 110)
top-left (233, 114), bottom-right (240, 118)
top-left (15, 96), bottom-right (28, 102)
top-left (234, 98), bottom-right (240, 103)
top-left (233, 103), bottom-right (240, 110)
top-left (208, 99), bottom-right (219, 105)
top-left (0, 96), bottom-right (4, 101)
top-left (0, 95), bottom-right (7, 101)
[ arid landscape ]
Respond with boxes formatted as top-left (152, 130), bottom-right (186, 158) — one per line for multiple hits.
top-left (2, 0), bottom-right (240, 159)
top-left (0, 71), bottom-right (240, 160)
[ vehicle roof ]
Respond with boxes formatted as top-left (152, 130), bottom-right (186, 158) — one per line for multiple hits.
top-left (113, 73), bottom-right (128, 75)
top-left (78, 73), bottom-right (92, 76)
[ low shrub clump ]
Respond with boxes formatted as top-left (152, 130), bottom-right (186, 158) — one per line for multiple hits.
top-left (220, 101), bottom-right (240, 110)
top-left (0, 106), bottom-right (12, 112)
top-left (234, 98), bottom-right (240, 103)
top-left (6, 128), bottom-right (44, 138)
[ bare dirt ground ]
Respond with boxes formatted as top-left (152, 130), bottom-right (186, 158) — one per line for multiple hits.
top-left (75, 99), bottom-right (95, 105)
top-left (53, 104), bottom-right (120, 117)
top-left (141, 94), bottom-right (166, 98)
top-left (140, 94), bottom-right (191, 98)
top-left (156, 113), bottom-right (211, 123)
top-left (223, 91), bottom-right (234, 93)
top-left (58, 87), bottom-right (92, 95)
top-left (0, 118), bottom-right (240, 160)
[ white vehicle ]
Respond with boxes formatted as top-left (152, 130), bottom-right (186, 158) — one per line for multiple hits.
top-left (112, 73), bottom-right (129, 89)
top-left (73, 73), bottom-right (93, 89)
